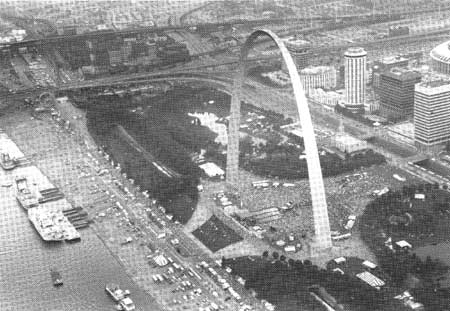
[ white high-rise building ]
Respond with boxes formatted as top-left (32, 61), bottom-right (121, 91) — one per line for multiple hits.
top-left (299, 66), bottom-right (337, 95)
top-left (414, 80), bottom-right (450, 148)
top-left (344, 47), bottom-right (367, 111)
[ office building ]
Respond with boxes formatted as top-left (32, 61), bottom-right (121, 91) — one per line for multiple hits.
top-left (379, 68), bottom-right (421, 120)
top-left (414, 80), bottom-right (450, 147)
top-left (333, 134), bottom-right (368, 154)
top-left (299, 66), bottom-right (337, 94)
top-left (309, 88), bottom-right (345, 110)
top-left (283, 37), bottom-right (311, 71)
top-left (372, 55), bottom-right (409, 89)
top-left (344, 47), bottom-right (367, 111)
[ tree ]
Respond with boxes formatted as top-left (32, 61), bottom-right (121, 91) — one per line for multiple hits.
top-left (445, 141), bottom-right (450, 153)
top-left (272, 251), bottom-right (279, 260)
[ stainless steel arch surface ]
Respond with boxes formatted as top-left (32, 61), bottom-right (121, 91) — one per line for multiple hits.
top-left (226, 29), bottom-right (332, 251)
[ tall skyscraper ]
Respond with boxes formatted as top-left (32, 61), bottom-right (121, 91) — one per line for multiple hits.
top-left (414, 80), bottom-right (450, 148)
top-left (372, 55), bottom-right (409, 90)
top-left (344, 47), bottom-right (367, 112)
top-left (283, 37), bottom-right (311, 71)
top-left (379, 68), bottom-right (421, 120)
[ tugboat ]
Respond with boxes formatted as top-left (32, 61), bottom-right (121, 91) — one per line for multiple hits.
top-left (50, 269), bottom-right (63, 286)
top-left (105, 283), bottom-right (131, 302)
top-left (105, 284), bottom-right (135, 311)
top-left (0, 152), bottom-right (18, 170)
top-left (116, 297), bottom-right (135, 311)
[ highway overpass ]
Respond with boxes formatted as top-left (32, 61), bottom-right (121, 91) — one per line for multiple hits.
top-left (0, 8), bottom-right (438, 50)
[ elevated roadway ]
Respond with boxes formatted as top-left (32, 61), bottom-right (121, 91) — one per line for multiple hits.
top-left (3, 21), bottom-right (450, 101)
top-left (2, 7), bottom-right (444, 50)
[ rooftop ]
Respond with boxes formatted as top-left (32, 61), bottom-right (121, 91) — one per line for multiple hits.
top-left (381, 67), bottom-right (421, 81)
top-left (284, 37), bottom-right (311, 52)
top-left (380, 55), bottom-right (408, 65)
top-left (335, 134), bottom-right (364, 145)
top-left (299, 66), bottom-right (335, 75)
top-left (430, 40), bottom-right (450, 64)
top-left (284, 36), bottom-right (310, 46)
top-left (345, 47), bottom-right (367, 57)
top-left (416, 79), bottom-right (450, 95)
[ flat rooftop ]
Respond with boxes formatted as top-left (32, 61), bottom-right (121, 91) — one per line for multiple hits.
top-left (416, 79), bottom-right (450, 95)
top-left (381, 68), bottom-right (421, 81)
top-left (300, 66), bottom-right (335, 75)
top-left (380, 55), bottom-right (408, 65)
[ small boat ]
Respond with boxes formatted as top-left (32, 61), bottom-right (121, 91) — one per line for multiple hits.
top-left (0, 153), bottom-right (18, 170)
top-left (105, 283), bottom-right (130, 302)
top-left (116, 297), bottom-right (135, 311)
top-left (50, 269), bottom-right (63, 286)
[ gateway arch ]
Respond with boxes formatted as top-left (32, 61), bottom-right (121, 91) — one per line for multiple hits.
top-left (226, 29), bottom-right (332, 252)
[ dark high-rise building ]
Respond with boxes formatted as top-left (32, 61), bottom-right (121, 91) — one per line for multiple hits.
top-left (284, 37), bottom-right (311, 70)
top-left (372, 56), bottom-right (409, 90)
top-left (379, 68), bottom-right (421, 120)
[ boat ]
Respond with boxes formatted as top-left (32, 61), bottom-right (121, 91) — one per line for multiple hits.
top-left (28, 208), bottom-right (65, 241)
top-left (50, 269), bottom-right (63, 286)
top-left (105, 283), bottom-right (131, 302)
top-left (15, 176), bottom-right (39, 210)
top-left (0, 153), bottom-right (18, 170)
top-left (28, 207), bottom-right (80, 242)
top-left (116, 297), bottom-right (136, 311)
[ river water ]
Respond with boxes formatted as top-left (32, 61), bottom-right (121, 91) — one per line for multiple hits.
top-left (0, 138), bottom-right (160, 311)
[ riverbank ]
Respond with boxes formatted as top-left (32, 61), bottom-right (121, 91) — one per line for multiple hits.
top-left (0, 115), bottom-right (161, 311)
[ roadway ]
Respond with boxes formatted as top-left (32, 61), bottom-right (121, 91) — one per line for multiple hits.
top-left (76, 123), bottom-right (264, 311)
top-left (3, 5), bottom-right (450, 50)
top-left (3, 20), bottom-right (450, 99)
top-left (0, 12), bottom-right (403, 49)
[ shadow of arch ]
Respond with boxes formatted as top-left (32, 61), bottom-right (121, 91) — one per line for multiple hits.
top-left (226, 29), bottom-right (332, 251)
